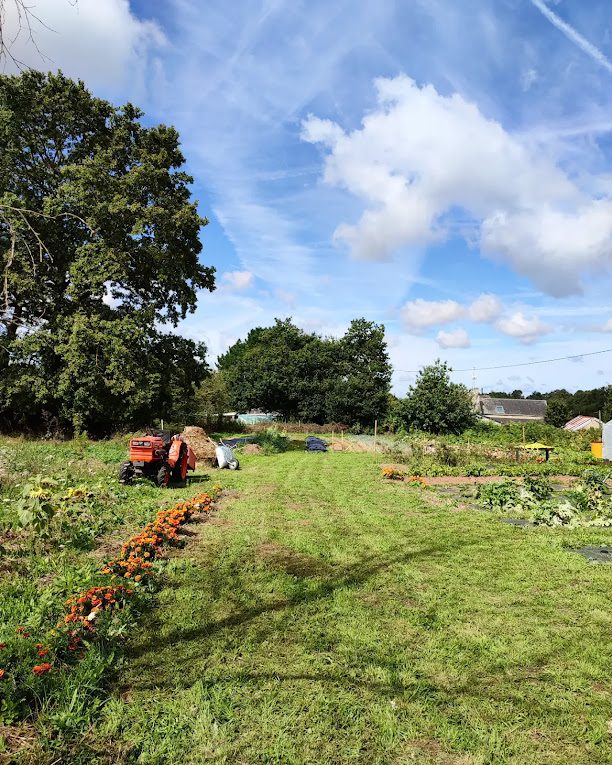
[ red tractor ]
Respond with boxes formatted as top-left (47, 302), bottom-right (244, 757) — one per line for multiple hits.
top-left (119, 432), bottom-right (196, 487)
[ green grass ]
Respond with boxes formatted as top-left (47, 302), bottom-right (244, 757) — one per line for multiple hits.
top-left (0, 436), bottom-right (216, 751)
top-left (53, 449), bottom-right (612, 765)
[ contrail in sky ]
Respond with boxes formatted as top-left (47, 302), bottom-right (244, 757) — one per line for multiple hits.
top-left (530, 0), bottom-right (612, 75)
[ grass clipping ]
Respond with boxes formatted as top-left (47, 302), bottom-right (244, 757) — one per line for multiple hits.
top-left (181, 426), bottom-right (218, 462)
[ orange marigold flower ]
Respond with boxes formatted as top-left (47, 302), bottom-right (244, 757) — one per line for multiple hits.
top-left (38, 648), bottom-right (49, 658)
top-left (0, 669), bottom-right (5, 679)
top-left (32, 663), bottom-right (52, 675)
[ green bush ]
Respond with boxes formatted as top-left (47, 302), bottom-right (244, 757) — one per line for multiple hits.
top-left (253, 428), bottom-right (289, 455)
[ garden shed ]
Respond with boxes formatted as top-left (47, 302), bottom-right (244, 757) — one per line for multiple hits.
top-left (564, 415), bottom-right (602, 431)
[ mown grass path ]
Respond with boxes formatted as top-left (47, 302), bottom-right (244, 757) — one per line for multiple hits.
top-left (83, 451), bottom-right (611, 764)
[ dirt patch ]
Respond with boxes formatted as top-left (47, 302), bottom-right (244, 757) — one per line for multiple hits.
top-left (242, 443), bottom-right (263, 455)
top-left (89, 531), bottom-right (129, 562)
top-left (329, 439), bottom-right (371, 452)
top-left (288, 502), bottom-right (307, 510)
top-left (424, 475), bottom-right (576, 486)
top-left (256, 542), bottom-right (332, 578)
top-left (403, 738), bottom-right (476, 764)
top-left (207, 517), bottom-right (234, 528)
top-left (356, 592), bottom-right (384, 607)
top-left (218, 489), bottom-right (241, 501)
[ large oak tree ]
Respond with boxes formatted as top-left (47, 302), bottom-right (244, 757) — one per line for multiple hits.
top-left (0, 71), bottom-right (214, 433)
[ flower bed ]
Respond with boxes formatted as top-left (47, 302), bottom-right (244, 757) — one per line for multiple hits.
top-left (382, 467), bottom-right (427, 486)
top-left (0, 487), bottom-right (221, 723)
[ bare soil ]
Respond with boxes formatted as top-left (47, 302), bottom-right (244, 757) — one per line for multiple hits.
top-left (423, 475), bottom-right (576, 486)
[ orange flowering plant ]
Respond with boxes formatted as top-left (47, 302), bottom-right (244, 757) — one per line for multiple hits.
top-left (0, 487), bottom-right (221, 723)
top-left (382, 467), bottom-right (406, 480)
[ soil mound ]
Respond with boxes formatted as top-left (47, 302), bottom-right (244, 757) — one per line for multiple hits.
top-left (181, 426), bottom-right (217, 461)
top-left (243, 444), bottom-right (263, 455)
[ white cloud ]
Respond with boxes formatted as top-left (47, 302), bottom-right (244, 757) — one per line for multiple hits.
top-left (221, 270), bottom-right (254, 291)
top-left (496, 311), bottom-right (552, 344)
top-left (401, 299), bottom-right (464, 332)
top-left (436, 328), bottom-right (470, 349)
top-left (3, 0), bottom-right (165, 93)
top-left (599, 318), bottom-right (612, 332)
top-left (468, 293), bottom-right (502, 322)
top-left (303, 75), bottom-right (612, 296)
top-left (401, 293), bottom-right (502, 333)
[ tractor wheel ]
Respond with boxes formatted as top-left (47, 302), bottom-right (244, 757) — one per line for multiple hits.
top-left (119, 461), bottom-right (134, 485)
top-left (156, 464), bottom-right (170, 488)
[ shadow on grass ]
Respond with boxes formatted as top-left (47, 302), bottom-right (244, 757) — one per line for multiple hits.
top-left (127, 541), bottom-right (458, 668)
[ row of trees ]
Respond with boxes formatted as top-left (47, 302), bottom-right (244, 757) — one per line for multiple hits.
top-left (199, 318), bottom-right (393, 427)
top-left (1, 71), bottom-right (213, 434)
top-left (198, 346), bottom-right (476, 436)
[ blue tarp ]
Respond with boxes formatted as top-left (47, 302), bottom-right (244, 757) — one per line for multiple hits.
top-left (222, 436), bottom-right (256, 448)
top-left (306, 436), bottom-right (327, 452)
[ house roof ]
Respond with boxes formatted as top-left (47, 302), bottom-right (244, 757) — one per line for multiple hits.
top-left (564, 415), bottom-right (602, 431)
top-left (477, 396), bottom-right (547, 423)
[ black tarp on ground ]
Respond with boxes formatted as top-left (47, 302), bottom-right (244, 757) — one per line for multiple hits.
top-left (222, 436), bottom-right (256, 448)
top-left (306, 436), bottom-right (327, 452)
top-left (574, 547), bottom-right (612, 563)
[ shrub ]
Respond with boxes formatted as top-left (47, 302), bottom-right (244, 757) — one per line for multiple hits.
top-left (253, 428), bottom-right (289, 454)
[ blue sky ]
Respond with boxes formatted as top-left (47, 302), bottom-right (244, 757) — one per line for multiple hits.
top-left (5, 0), bottom-right (612, 395)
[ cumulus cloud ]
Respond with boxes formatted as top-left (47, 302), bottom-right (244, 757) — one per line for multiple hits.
top-left (599, 318), bottom-right (612, 332)
top-left (401, 293), bottom-right (502, 333)
top-left (401, 299), bottom-right (464, 331)
top-left (467, 293), bottom-right (502, 322)
top-left (496, 312), bottom-right (552, 344)
top-left (436, 328), bottom-right (470, 349)
top-left (221, 270), bottom-right (255, 291)
top-left (3, 0), bottom-right (165, 92)
top-left (302, 75), bottom-right (612, 296)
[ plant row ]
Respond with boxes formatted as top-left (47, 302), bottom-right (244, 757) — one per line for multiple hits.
top-left (474, 472), bottom-right (612, 527)
top-left (0, 487), bottom-right (221, 724)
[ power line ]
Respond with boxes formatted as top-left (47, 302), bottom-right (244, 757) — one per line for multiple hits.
top-left (395, 347), bottom-right (612, 374)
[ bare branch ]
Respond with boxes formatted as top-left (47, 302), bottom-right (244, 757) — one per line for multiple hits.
top-left (0, 0), bottom-right (77, 70)
top-left (1, 203), bottom-right (97, 333)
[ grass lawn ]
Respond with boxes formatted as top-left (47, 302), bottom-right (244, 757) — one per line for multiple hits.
top-left (70, 449), bottom-right (612, 765)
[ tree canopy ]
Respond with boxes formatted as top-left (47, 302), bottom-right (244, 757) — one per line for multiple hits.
top-left (217, 318), bottom-right (391, 426)
top-left (0, 71), bottom-right (214, 433)
top-left (399, 360), bottom-right (476, 435)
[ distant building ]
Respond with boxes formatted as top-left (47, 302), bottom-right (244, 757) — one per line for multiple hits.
top-left (236, 409), bottom-right (280, 424)
top-left (564, 415), bottom-right (602, 432)
top-left (475, 394), bottom-right (547, 424)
